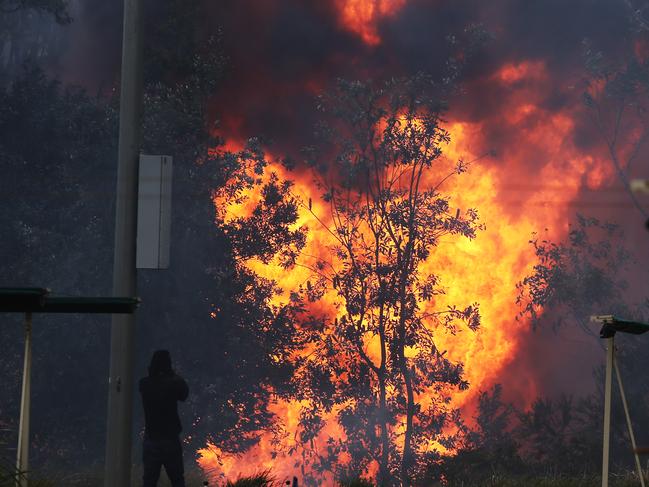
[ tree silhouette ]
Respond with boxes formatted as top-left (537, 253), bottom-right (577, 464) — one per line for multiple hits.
top-left (517, 215), bottom-right (649, 476)
top-left (516, 215), bottom-right (633, 338)
top-left (436, 384), bottom-right (523, 484)
top-left (0, 0), bottom-right (70, 23)
top-left (0, 1), bottom-right (307, 468)
top-left (581, 1), bottom-right (649, 219)
top-left (290, 77), bottom-right (483, 486)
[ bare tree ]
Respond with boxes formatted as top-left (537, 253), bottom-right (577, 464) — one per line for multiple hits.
top-left (581, 1), bottom-right (649, 217)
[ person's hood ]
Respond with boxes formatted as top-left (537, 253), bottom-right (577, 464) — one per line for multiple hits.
top-left (148, 350), bottom-right (173, 377)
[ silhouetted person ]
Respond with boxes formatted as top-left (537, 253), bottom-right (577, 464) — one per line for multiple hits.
top-left (139, 350), bottom-right (189, 487)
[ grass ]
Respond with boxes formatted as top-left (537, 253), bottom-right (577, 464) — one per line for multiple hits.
top-left (0, 460), bottom-right (209, 487)
top-left (0, 461), bottom-right (645, 487)
top-left (338, 478), bottom-right (376, 487)
top-left (444, 472), bottom-right (643, 487)
top-left (0, 459), bottom-right (61, 487)
top-left (225, 471), bottom-right (276, 486)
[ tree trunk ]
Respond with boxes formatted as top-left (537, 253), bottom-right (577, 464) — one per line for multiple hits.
top-left (375, 253), bottom-right (391, 485)
top-left (378, 369), bottom-right (391, 486)
top-left (399, 358), bottom-right (415, 487)
top-left (377, 290), bottom-right (390, 486)
top-left (397, 255), bottom-right (415, 486)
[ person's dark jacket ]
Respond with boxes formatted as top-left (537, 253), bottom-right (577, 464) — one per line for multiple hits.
top-left (139, 351), bottom-right (189, 440)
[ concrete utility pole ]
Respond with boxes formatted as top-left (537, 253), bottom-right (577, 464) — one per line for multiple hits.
top-left (104, 0), bottom-right (143, 485)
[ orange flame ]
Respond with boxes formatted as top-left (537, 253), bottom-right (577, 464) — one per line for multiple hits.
top-left (335, 0), bottom-right (407, 45)
top-left (198, 60), bottom-right (614, 483)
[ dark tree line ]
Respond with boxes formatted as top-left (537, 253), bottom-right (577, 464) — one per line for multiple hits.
top-left (0, 0), bottom-right (308, 474)
top-left (420, 215), bottom-right (647, 486)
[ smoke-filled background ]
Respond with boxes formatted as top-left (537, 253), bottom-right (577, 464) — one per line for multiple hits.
top-left (3, 0), bottom-right (649, 485)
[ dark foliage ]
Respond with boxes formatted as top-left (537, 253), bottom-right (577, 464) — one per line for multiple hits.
top-left (425, 212), bottom-right (649, 484)
top-left (0, 65), bottom-right (117, 467)
top-left (0, 0), bottom-right (72, 86)
top-left (438, 385), bottom-right (524, 484)
top-left (0, 0), bottom-right (70, 24)
top-left (581, 4), bottom-right (649, 218)
top-left (512, 216), bottom-right (649, 477)
top-left (225, 471), bottom-right (276, 487)
top-left (280, 77), bottom-right (484, 486)
top-left (516, 215), bottom-right (633, 338)
top-left (0, 0), bottom-right (306, 472)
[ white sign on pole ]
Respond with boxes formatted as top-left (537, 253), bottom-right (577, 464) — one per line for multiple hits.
top-left (137, 155), bottom-right (172, 269)
top-left (631, 179), bottom-right (649, 193)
